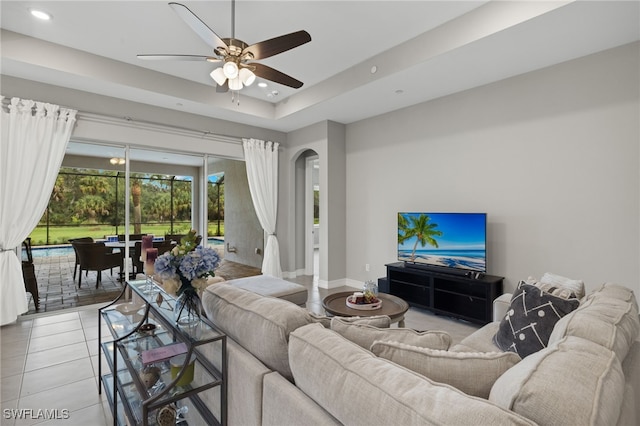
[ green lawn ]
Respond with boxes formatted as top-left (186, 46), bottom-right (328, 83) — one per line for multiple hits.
top-left (29, 223), bottom-right (224, 246)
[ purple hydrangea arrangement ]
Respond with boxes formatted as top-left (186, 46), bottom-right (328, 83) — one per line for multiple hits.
top-left (154, 230), bottom-right (221, 297)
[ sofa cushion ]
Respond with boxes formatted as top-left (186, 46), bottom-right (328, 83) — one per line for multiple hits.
top-left (289, 324), bottom-right (536, 426)
top-left (262, 372), bottom-right (341, 426)
top-left (330, 317), bottom-right (451, 351)
top-left (309, 312), bottom-right (391, 329)
top-left (493, 281), bottom-right (580, 357)
top-left (548, 294), bottom-right (640, 361)
top-left (201, 283), bottom-right (314, 381)
top-left (588, 282), bottom-right (638, 306)
top-left (371, 341), bottom-right (521, 398)
top-left (452, 322), bottom-right (502, 353)
top-left (489, 336), bottom-right (625, 426)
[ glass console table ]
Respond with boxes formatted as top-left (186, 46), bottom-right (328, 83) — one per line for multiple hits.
top-left (98, 279), bottom-right (227, 425)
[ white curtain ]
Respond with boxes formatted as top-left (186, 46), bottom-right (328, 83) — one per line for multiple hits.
top-left (242, 138), bottom-right (282, 278)
top-left (0, 97), bottom-right (76, 325)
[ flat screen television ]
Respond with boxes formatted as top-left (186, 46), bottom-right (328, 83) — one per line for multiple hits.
top-left (398, 212), bottom-right (487, 273)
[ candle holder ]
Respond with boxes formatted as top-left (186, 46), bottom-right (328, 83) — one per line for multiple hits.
top-left (144, 248), bottom-right (159, 294)
top-left (141, 235), bottom-right (154, 264)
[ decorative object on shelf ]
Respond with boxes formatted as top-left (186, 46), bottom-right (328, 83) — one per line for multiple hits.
top-left (155, 292), bottom-right (171, 311)
top-left (156, 404), bottom-right (177, 426)
top-left (363, 280), bottom-right (379, 299)
top-left (145, 248), bottom-right (158, 275)
top-left (170, 353), bottom-right (197, 387)
top-left (346, 293), bottom-right (382, 310)
top-left (114, 301), bottom-right (145, 315)
top-left (174, 290), bottom-right (203, 327)
top-left (346, 290), bottom-right (382, 310)
top-left (141, 235), bottom-right (153, 263)
top-left (154, 230), bottom-right (221, 327)
top-left (144, 247), bottom-right (159, 294)
top-left (140, 365), bottom-right (161, 389)
top-left (138, 323), bottom-right (156, 336)
top-left (141, 342), bottom-right (188, 366)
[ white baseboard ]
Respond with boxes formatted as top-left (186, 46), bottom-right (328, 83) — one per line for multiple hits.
top-left (280, 270), bottom-right (294, 279)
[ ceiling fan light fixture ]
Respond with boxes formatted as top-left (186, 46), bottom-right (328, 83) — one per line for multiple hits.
top-left (223, 61), bottom-right (239, 79)
top-left (210, 67), bottom-right (227, 86)
top-left (239, 68), bottom-right (256, 86)
top-left (228, 77), bottom-right (243, 91)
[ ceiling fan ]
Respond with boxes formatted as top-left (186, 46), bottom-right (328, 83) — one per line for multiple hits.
top-left (138, 1), bottom-right (311, 94)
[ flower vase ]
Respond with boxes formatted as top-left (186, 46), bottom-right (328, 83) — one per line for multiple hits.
top-left (174, 288), bottom-right (202, 327)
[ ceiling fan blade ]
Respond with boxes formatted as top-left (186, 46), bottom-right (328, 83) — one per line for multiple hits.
top-left (137, 54), bottom-right (220, 62)
top-left (216, 81), bottom-right (229, 93)
top-left (169, 2), bottom-right (228, 52)
top-left (251, 63), bottom-right (304, 89)
top-left (243, 30), bottom-right (311, 60)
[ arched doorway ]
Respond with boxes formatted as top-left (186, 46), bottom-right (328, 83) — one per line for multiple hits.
top-left (294, 149), bottom-right (320, 282)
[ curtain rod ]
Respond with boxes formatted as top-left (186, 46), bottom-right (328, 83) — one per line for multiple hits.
top-left (78, 112), bottom-right (243, 145)
top-left (2, 95), bottom-right (245, 145)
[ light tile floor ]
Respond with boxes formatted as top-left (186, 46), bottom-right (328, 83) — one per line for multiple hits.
top-left (1, 306), bottom-right (112, 426)
top-left (1, 276), bottom-right (479, 426)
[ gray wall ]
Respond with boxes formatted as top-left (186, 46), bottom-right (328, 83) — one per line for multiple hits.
top-left (280, 121), bottom-right (347, 286)
top-left (211, 159), bottom-right (263, 269)
top-left (344, 42), bottom-right (640, 295)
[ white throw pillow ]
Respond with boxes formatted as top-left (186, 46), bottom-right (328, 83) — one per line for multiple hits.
top-left (540, 272), bottom-right (585, 299)
top-left (371, 341), bottom-right (521, 398)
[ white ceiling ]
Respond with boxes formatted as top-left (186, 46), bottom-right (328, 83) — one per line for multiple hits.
top-left (1, 0), bottom-right (639, 137)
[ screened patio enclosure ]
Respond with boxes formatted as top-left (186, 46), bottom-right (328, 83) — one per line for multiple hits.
top-left (30, 141), bottom-right (228, 257)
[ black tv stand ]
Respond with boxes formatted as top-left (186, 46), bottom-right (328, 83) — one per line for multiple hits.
top-left (403, 261), bottom-right (470, 277)
top-left (383, 262), bottom-right (503, 324)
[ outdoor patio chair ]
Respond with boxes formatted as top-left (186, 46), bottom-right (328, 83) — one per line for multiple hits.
top-left (68, 237), bottom-right (93, 282)
top-left (22, 238), bottom-right (39, 310)
top-left (72, 241), bottom-right (121, 288)
top-left (164, 234), bottom-right (185, 243)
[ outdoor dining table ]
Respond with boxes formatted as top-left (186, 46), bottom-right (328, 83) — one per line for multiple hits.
top-left (104, 240), bottom-right (139, 280)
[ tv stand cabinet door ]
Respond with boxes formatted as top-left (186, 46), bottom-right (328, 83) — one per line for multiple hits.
top-left (386, 264), bottom-right (432, 310)
top-left (432, 277), bottom-right (501, 324)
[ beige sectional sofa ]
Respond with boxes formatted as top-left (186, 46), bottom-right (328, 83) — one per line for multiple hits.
top-left (201, 281), bottom-right (640, 426)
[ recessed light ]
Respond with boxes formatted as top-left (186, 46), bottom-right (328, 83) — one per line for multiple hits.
top-left (30, 9), bottom-right (52, 20)
top-left (371, 66), bottom-right (378, 74)
top-left (395, 89), bottom-right (404, 95)
top-left (258, 82), bottom-right (268, 88)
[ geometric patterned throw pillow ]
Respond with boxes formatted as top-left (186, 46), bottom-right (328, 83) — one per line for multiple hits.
top-left (493, 281), bottom-right (580, 358)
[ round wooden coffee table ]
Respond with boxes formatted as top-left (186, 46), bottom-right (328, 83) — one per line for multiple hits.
top-left (322, 292), bottom-right (410, 327)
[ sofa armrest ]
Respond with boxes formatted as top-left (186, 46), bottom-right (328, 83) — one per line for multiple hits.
top-left (493, 293), bottom-right (512, 322)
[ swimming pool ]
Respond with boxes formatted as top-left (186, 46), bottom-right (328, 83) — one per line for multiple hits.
top-left (31, 237), bottom-right (224, 258)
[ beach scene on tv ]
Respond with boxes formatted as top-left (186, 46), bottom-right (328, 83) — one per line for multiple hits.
top-left (398, 212), bottom-right (487, 272)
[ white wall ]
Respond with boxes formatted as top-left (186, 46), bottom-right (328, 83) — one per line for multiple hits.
top-left (345, 42), bottom-right (640, 295)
